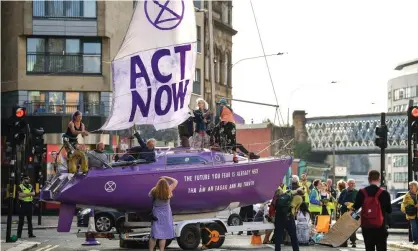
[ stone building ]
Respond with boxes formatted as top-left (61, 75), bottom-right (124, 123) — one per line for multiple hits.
top-left (201, 1), bottom-right (237, 108)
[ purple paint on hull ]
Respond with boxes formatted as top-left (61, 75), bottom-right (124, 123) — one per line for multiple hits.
top-left (42, 156), bottom-right (291, 214)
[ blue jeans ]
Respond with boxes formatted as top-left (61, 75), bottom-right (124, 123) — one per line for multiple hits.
top-left (411, 219), bottom-right (418, 241)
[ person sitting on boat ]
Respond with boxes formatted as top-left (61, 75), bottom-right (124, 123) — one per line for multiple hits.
top-left (132, 130), bottom-right (156, 162)
top-left (215, 99), bottom-right (260, 160)
top-left (87, 142), bottom-right (109, 169)
top-left (191, 98), bottom-right (211, 149)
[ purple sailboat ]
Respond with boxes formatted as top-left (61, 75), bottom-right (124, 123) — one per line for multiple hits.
top-left (39, 0), bottom-right (292, 237)
top-left (41, 149), bottom-right (291, 232)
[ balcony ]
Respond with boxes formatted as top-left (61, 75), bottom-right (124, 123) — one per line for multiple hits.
top-left (22, 101), bottom-right (105, 116)
top-left (32, 0), bottom-right (97, 19)
top-left (27, 54), bottom-right (101, 75)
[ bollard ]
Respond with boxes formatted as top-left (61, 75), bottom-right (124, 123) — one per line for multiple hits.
top-left (82, 208), bottom-right (100, 246)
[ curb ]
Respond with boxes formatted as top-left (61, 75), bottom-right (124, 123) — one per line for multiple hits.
top-left (3, 241), bottom-right (40, 251)
top-left (388, 242), bottom-right (418, 251)
top-left (1, 226), bottom-right (57, 231)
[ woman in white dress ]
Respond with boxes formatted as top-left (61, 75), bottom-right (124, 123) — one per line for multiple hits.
top-left (296, 202), bottom-right (311, 245)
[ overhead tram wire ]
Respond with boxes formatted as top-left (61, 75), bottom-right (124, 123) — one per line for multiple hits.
top-left (249, 0), bottom-right (286, 126)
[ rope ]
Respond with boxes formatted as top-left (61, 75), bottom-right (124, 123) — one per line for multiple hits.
top-left (249, 0), bottom-right (286, 127)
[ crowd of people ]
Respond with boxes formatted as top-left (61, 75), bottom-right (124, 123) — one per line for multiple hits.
top-left (178, 98), bottom-right (260, 161)
top-left (231, 170), bottom-right (392, 251)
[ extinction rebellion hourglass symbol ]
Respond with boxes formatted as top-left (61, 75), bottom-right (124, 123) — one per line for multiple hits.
top-left (144, 0), bottom-right (185, 31)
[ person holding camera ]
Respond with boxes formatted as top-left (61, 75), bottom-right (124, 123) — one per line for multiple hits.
top-left (148, 176), bottom-right (178, 251)
top-left (402, 181), bottom-right (418, 245)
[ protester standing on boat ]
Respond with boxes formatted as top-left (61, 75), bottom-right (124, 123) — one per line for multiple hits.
top-left (178, 115), bottom-right (194, 148)
top-left (215, 99), bottom-right (259, 160)
top-left (191, 98), bottom-right (211, 149)
top-left (338, 179), bottom-right (357, 248)
top-left (148, 176), bottom-right (178, 251)
top-left (401, 181), bottom-right (418, 245)
top-left (65, 111), bottom-right (89, 147)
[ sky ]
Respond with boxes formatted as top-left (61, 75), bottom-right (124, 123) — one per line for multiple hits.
top-left (230, 0), bottom-right (418, 125)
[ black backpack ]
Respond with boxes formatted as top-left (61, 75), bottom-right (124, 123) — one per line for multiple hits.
top-left (274, 191), bottom-right (293, 214)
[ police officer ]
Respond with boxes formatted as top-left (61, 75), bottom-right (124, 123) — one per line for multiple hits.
top-left (17, 174), bottom-right (36, 238)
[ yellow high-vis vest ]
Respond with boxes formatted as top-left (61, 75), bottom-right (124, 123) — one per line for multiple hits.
top-left (309, 188), bottom-right (321, 213)
top-left (19, 184), bottom-right (33, 202)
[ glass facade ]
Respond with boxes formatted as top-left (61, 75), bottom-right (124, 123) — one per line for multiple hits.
top-left (33, 0), bottom-right (97, 19)
top-left (27, 37), bottom-right (102, 74)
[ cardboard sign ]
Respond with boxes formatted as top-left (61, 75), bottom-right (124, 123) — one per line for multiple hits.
top-left (319, 212), bottom-right (361, 247)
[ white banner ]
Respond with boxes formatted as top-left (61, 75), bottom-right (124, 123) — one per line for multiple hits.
top-left (101, 0), bottom-right (197, 131)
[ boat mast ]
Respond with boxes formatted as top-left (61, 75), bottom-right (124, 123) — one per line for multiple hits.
top-left (208, 1), bottom-right (216, 112)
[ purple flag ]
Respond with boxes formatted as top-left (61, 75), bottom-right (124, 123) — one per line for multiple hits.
top-left (234, 113), bottom-right (245, 124)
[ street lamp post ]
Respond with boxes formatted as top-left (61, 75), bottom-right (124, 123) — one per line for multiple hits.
top-left (287, 81), bottom-right (338, 125)
top-left (225, 52), bottom-right (288, 103)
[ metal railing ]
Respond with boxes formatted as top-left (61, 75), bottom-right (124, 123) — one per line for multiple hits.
top-left (33, 0), bottom-right (97, 19)
top-left (23, 101), bottom-right (104, 115)
top-left (27, 54), bottom-right (101, 74)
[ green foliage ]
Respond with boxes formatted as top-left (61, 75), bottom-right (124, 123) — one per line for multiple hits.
top-left (293, 141), bottom-right (312, 160)
top-left (138, 125), bottom-right (178, 144)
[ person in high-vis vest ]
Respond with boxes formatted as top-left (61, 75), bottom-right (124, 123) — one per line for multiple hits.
top-left (299, 173), bottom-right (311, 207)
top-left (308, 179), bottom-right (322, 224)
top-left (338, 179), bottom-right (358, 248)
top-left (17, 175), bottom-right (36, 239)
top-left (278, 181), bottom-right (287, 192)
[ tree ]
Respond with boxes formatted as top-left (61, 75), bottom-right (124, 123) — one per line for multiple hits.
top-left (293, 141), bottom-right (312, 160)
top-left (262, 118), bottom-right (272, 124)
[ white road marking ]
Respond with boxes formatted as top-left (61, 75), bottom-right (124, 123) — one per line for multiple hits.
top-left (266, 244), bottom-right (275, 249)
top-left (35, 245), bottom-right (52, 251)
top-left (44, 245), bottom-right (59, 251)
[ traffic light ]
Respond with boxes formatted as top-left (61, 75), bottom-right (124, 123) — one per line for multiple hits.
top-left (9, 106), bottom-right (27, 145)
top-left (31, 128), bottom-right (45, 155)
top-left (409, 106), bottom-right (418, 132)
top-left (375, 125), bottom-right (388, 149)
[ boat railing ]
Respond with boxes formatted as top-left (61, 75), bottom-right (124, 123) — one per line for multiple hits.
top-left (215, 138), bottom-right (294, 162)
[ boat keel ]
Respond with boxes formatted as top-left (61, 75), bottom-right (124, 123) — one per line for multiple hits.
top-left (58, 203), bottom-right (76, 232)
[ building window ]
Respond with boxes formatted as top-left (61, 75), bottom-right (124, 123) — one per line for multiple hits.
top-left (223, 53), bottom-right (228, 86)
top-left (197, 26), bottom-right (201, 53)
top-left (228, 3), bottom-right (232, 25)
top-left (193, 0), bottom-right (201, 9)
top-left (388, 91), bottom-right (391, 100)
top-left (193, 69), bottom-right (201, 95)
top-left (26, 37), bottom-right (102, 74)
top-left (393, 172), bottom-right (408, 183)
top-left (25, 91), bottom-right (101, 115)
top-left (205, 56), bottom-right (209, 80)
top-left (33, 0), bottom-right (97, 19)
top-left (393, 155), bottom-right (407, 168)
top-left (83, 92), bottom-right (100, 115)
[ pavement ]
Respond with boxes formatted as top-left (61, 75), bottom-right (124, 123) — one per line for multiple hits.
top-left (0, 216), bottom-right (411, 251)
top-left (0, 227), bottom-right (406, 251)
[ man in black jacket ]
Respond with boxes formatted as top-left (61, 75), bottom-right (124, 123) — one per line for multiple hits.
top-left (352, 170), bottom-right (391, 251)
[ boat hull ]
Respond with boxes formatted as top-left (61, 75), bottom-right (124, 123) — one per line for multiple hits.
top-left (41, 157), bottom-right (291, 214)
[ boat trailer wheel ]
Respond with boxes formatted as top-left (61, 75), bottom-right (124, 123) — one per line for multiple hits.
top-left (201, 222), bottom-right (226, 249)
top-left (177, 224), bottom-right (201, 250)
